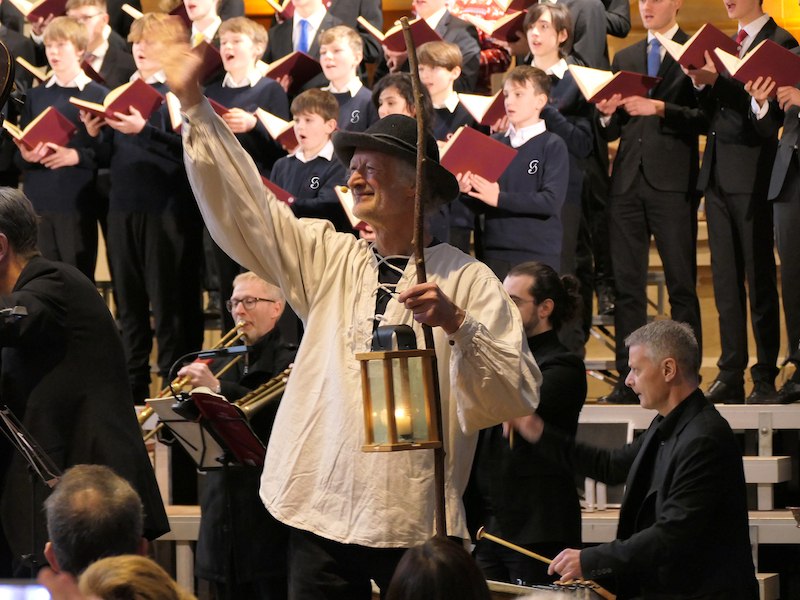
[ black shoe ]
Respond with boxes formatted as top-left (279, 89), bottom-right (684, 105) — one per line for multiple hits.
top-left (705, 379), bottom-right (744, 404)
top-left (778, 380), bottom-right (800, 404)
top-left (746, 381), bottom-right (779, 405)
top-left (598, 384), bottom-right (639, 404)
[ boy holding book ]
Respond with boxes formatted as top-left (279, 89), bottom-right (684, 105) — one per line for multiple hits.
top-left (15, 16), bottom-right (107, 281)
top-left (684, 0), bottom-right (797, 404)
top-left (271, 88), bottom-right (349, 232)
top-left (319, 25), bottom-right (377, 133)
top-left (83, 13), bottom-right (203, 404)
top-left (593, 0), bottom-right (705, 403)
top-left (457, 65), bottom-right (568, 279)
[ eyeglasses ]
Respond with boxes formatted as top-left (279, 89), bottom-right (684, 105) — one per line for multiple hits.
top-left (225, 297), bottom-right (276, 312)
top-left (70, 12), bottom-right (104, 22)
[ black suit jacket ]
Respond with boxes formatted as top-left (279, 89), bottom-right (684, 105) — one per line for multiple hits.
top-left (539, 390), bottom-right (757, 599)
top-left (604, 29), bottom-right (706, 196)
top-left (264, 11), bottom-right (343, 93)
top-left (562, 0), bottom-right (610, 69)
top-left (768, 48), bottom-right (800, 200)
top-left (0, 26), bottom-right (35, 177)
top-left (434, 11), bottom-right (480, 93)
top-left (0, 257), bottom-right (169, 566)
top-left (327, 0), bottom-right (382, 64)
top-left (99, 43), bottom-right (136, 89)
top-left (195, 328), bottom-right (296, 583)
top-left (697, 18), bottom-right (798, 195)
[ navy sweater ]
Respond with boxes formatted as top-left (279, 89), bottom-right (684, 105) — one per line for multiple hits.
top-left (205, 77), bottom-right (290, 176)
top-left (17, 81), bottom-right (107, 213)
top-left (271, 151), bottom-right (350, 232)
top-left (471, 131), bottom-right (569, 270)
top-left (333, 86), bottom-right (378, 133)
top-left (97, 81), bottom-right (197, 216)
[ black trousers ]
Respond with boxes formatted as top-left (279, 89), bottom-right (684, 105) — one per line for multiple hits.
top-left (774, 157), bottom-right (800, 370)
top-left (705, 181), bottom-right (780, 384)
top-left (288, 528), bottom-right (406, 600)
top-left (107, 211), bottom-right (204, 402)
top-left (37, 210), bottom-right (97, 283)
top-left (609, 173), bottom-right (702, 373)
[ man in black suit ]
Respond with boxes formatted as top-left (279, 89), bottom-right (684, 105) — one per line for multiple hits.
top-left (381, 0), bottom-right (480, 93)
top-left (686, 0), bottom-right (797, 405)
top-left (0, 188), bottom-right (168, 577)
top-left (264, 0), bottom-right (342, 93)
top-left (595, 0), bottom-right (705, 404)
top-left (510, 320), bottom-right (758, 600)
top-left (753, 56), bottom-right (800, 403)
top-left (327, 0), bottom-right (381, 65)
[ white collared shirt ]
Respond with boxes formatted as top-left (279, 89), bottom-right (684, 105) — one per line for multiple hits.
top-left (293, 7), bottom-right (327, 52)
top-left (46, 70), bottom-right (93, 90)
top-left (433, 90), bottom-right (460, 112)
top-left (323, 77), bottom-right (363, 96)
top-left (531, 56), bottom-right (568, 79)
top-left (192, 16), bottom-right (222, 45)
top-left (647, 22), bottom-right (679, 61)
top-left (131, 69), bottom-right (167, 85)
top-left (223, 67), bottom-right (263, 88)
top-left (505, 120), bottom-right (546, 148)
top-left (738, 13), bottom-right (770, 57)
top-left (423, 6), bottom-right (448, 31)
top-left (86, 37), bottom-right (109, 73)
top-left (294, 138), bottom-right (334, 163)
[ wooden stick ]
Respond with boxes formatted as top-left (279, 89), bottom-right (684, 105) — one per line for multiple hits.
top-left (400, 16), bottom-right (447, 539)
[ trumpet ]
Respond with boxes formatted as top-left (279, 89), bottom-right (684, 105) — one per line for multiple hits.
top-left (138, 323), bottom-right (245, 429)
top-left (235, 366), bottom-right (292, 417)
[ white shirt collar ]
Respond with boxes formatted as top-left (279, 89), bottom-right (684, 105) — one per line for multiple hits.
top-left (323, 77), bottom-right (363, 96)
top-left (647, 23), bottom-right (679, 44)
top-left (223, 67), bottom-right (263, 88)
top-left (505, 120), bottom-right (547, 148)
top-left (131, 69), bottom-right (167, 85)
top-left (531, 57), bottom-right (568, 79)
top-left (433, 90), bottom-right (460, 112)
top-left (46, 70), bottom-right (93, 90)
top-left (294, 138), bottom-right (334, 163)
top-left (293, 6), bottom-right (327, 49)
top-left (192, 16), bottom-right (221, 44)
top-left (739, 13), bottom-right (770, 55)
top-left (423, 6), bottom-right (448, 31)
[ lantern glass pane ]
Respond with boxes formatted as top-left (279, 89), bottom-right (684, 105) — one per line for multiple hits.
top-left (391, 356), bottom-right (430, 442)
top-left (367, 360), bottom-right (389, 444)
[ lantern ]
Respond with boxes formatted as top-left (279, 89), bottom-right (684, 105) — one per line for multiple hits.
top-left (357, 325), bottom-right (442, 452)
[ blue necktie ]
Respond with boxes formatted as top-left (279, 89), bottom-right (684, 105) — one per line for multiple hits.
top-left (647, 37), bottom-right (661, 78)
top-left (297, 19), bottom-right (309, 53)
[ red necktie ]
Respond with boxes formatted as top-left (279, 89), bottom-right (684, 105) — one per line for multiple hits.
top-left (736, 29), bottom-right (748, 50)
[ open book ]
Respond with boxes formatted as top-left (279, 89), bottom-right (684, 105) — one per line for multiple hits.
top-left (121, 2), bottom-right (143, 19)
top-left (457, 90), bottom-right (505, 126)
top-left (70, 77), bottom-right (164, 120)
top-left (655, 23), bottom-right (738, 70)
top-left (8, 0), bottom-right (66, 23)
top-left (357, 16), bottom-right (442, 53)
top-left (261, 175), bottom-right (294, 206)
top-left (3, 106), bottom-right (76, 153)
top-left (568, 64), bottom-right (661, 103)
top-left (714, 40), bottom-right (800, 92)
top-left (334, 185), bottom-right (368, 231)
top-left (262, 51), bottom-right (322, 95)
top-left (16, 56), bottom-right (51, 83)
top-left (166, 93), bottom-right (229, 131)
top-left (255, 108), bottom-right (297, 150)
top-left (263, 0), bottom-right (293, 20)
top-left (470, 10), bottom-right (525, 42)
top-left (440, 126), bottom-right (517, 182)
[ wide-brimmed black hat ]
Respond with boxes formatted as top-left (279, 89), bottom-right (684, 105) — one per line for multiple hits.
top-left (332, 114), bottom-right (459, 208)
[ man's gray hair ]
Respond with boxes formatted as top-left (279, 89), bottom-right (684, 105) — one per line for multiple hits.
top-left (0, 187), bottom-right (39, 258)
top-left (625, 320), bottom-right (700, 378)
top-left (44, 465), bottom-right (144, 575)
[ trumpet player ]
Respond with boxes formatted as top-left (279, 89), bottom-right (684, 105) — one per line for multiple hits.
top-left (177, 272), bottom-right (296, 600)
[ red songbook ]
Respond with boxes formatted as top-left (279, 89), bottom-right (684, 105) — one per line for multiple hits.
top-left (335, 185), bottom-right (368, 231)
top-left (261, 175), bottom-right (294, 206)
top-left (714, 40), bottom-right (800, 93)
top-left (166, 94), bottom-right (229, 132)
top-left (16, 56), bottom-right (50, 83)
top-left (262, 51), bottom-right (322, 96)
top-left (568, 64), bottom-right (661, 103)
top-left (255, 108), bottom-right (298, 150)
top-left (192, 39), bottom-right (224, 84)
top-left (440, 126), bottom-right (517, 182)
top-left (656, 23), bottom-right (738, 70)
top-left (457, 90), bottom-right (505, 126)
top-left (470, 10), bottom-right (525, 43)
top-left (8, 0), bottom-right (66, 23)
top-left (80, 59), bottom-right (106, 85)
top-left (3, 106), bottom-right (77, 153)
top-left (357, 16), bottom-right (442, 53)
top-left (70, 77), bottom-right (164, 120)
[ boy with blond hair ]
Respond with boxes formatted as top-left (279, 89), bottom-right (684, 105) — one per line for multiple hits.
top-left (15, 16), bottom-right (107, 280)
top-left (271, 88), bottom-right (349, 231)
top-left (458, 66), bottom-right (568, 279)
top-left (319, 25), bottom-right (377, 133)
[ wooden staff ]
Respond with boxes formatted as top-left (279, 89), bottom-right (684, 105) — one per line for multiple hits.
top-left (476, 527), bottom-right (617, 600)
top-left (400, 16), bottom-right (447, 539)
